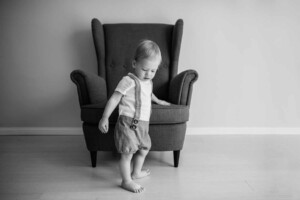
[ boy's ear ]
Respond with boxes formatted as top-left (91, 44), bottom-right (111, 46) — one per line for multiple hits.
top-left (132, 60), bottom-right (136, 68)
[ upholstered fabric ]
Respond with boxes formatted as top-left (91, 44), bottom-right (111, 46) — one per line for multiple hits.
top-left (70, 70), bottom-right (90, 106)
top-left (169, 70), bottom-right (199, 105)
top-left (71, 70), bottom-right (107, 105)
top-left (91, 18), bottom-right (184, 101)
top-left (103, 24), bottom-right (172, 100)
top-left (81, 103), bottom-right (189, 125)
top-left (91, 20), bottom-right (106, 79)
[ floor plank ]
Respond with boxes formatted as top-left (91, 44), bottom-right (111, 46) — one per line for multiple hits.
top-left (0, 135), bottom-right (299, 199)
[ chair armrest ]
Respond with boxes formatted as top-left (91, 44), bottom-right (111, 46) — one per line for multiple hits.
top-left (70, 70), bottom-right (107, 106)
top-left (169, 70), bottom-right (198, 105)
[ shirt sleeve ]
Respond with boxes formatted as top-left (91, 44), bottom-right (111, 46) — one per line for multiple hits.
top-left (115, 76), bottom-right (134, 95)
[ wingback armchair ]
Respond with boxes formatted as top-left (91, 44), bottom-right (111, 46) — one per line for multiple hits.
top-left (71, 18), bottom-right (198, 167)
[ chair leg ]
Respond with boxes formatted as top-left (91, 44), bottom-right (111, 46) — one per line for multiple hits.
top-left (90, 151), bottom-right (97, 168)
top-left (173, 150), bottom-right (180, 168)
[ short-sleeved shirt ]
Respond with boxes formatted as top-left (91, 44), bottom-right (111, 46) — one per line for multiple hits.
top-left (115, 73), bottom-right (152, 121)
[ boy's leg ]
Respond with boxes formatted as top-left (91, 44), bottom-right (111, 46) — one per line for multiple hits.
top-left (119, 153), bottom-right (144, 193)
top-left (132, 149), bottom-right (150, 179)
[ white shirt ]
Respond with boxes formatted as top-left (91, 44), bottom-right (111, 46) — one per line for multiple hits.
top-left (115, 74), bottom-right (152, 121)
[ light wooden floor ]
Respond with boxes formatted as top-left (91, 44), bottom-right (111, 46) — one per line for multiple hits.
top-left (0, 135), bottom-right (300, 200)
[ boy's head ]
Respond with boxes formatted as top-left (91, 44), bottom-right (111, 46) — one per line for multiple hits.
top-left (132, 40), bottom-right (162, 81)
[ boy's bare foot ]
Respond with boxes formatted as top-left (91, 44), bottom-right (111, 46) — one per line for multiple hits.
top-left (121, 181), bottom-right (144, 193)
top-left (132, 169), bottom-right (151, 180)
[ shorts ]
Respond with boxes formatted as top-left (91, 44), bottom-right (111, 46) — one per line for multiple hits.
top-left (114, 115), bottom-right (151, 154)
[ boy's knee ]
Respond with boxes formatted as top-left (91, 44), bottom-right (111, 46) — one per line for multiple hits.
top-left (137, 149), bottom-right (149, 157)
top-left (121, 153), bottom-right (133, 161)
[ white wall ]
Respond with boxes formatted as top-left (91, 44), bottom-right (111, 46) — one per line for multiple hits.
top-left (1, 0), bottom-right (300, 128)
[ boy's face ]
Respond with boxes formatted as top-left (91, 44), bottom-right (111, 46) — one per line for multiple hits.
top-left (133, 57), bottom-right (161, 81)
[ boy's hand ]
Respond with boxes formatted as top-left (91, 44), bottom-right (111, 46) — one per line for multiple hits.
top-left (152, 93), bottom-right (171, 106)
top-left (158, 100), bottom-right (171, 106)
top-left (99, 118), bottom-right (109, 133)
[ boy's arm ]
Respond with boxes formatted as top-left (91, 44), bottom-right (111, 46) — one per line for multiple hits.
top-left (98, 91), bottom-right (123, 133)
top-left (151, 93), bottom-right (171, 106)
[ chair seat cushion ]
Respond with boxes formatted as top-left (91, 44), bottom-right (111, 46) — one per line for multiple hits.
top-left (81, 103), bottom-right (189, 125)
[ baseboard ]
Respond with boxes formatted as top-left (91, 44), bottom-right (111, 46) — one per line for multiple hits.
top-left (187, 127), bottom-right (300, 135)
top-left (0, 127), bottom-right (82, 135)
top-left (0, 127), bottom-right (300, 136)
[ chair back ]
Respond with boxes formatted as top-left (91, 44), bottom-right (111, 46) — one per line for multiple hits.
top-left (92, 19), bottom-right (183, 100)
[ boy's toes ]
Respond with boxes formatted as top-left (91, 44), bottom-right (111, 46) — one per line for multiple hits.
top-left (136, 186), bottom-right (144, 193)
top-left (121, 181), bottom-right (144, 193)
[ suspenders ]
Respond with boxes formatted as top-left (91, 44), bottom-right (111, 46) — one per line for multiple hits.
top-left (127, 73), bottom-right (142, 130)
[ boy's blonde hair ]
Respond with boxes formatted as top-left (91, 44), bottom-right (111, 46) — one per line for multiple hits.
top-left (134, 40), bottom-right (162, 64)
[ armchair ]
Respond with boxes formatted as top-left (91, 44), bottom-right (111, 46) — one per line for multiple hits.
top-left (71, 18), bottom-right (198, 167)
